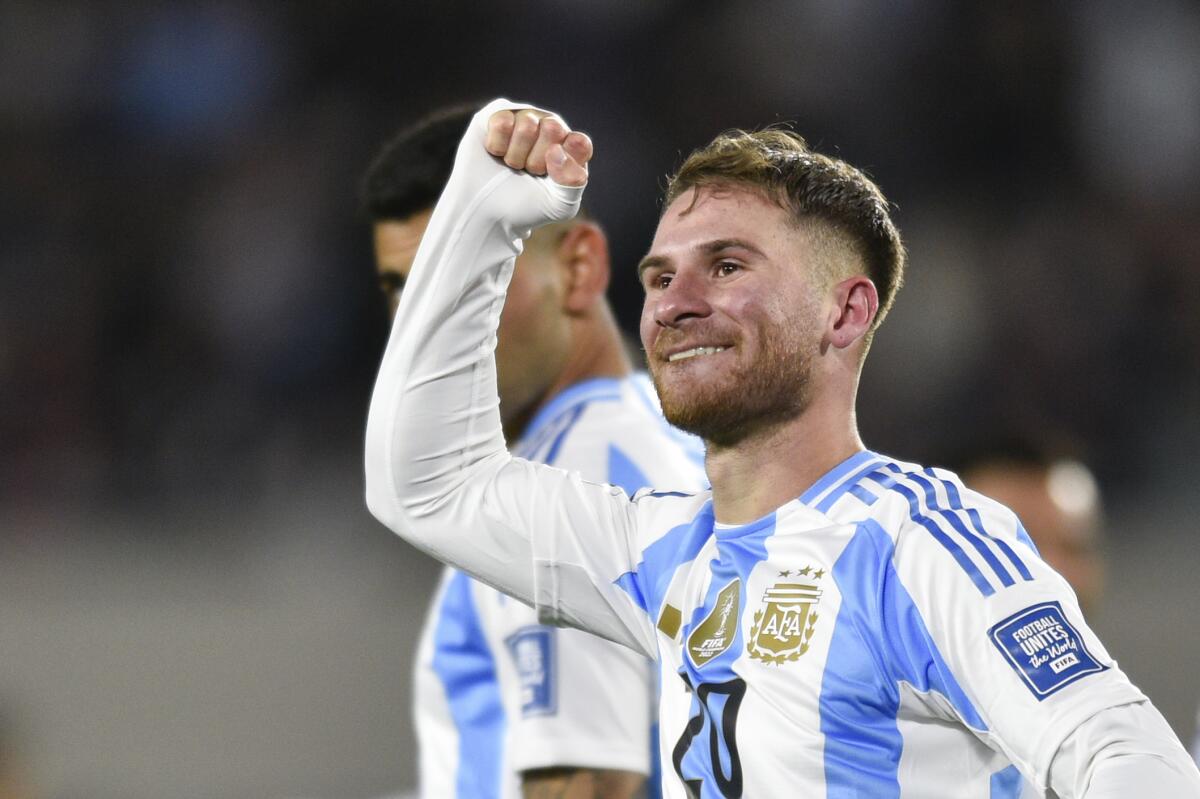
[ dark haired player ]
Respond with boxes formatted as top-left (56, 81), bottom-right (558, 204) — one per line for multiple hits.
top-left (362, 106), bottom-right (704, 799)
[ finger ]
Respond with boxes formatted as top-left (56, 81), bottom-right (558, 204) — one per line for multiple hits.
top-left (503, 109), bottom-right (544, 170)
top-left (546, 143), bottom-right (588, 188)
top-left (563, 131), bottom-right (594, 167)
top-left (524, 115), bottom-right (567, 176)
top-left (484, 111), bottom-right (515, 158)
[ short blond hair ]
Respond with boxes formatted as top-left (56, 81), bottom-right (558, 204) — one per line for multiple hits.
top-left (665, 128), bottom-right (906, 330)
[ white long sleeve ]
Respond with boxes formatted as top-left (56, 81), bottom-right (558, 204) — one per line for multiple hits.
top-left (1045, 700), bottom-right (1200, 797)
top-left (363, 100), bottom-right (654, 651)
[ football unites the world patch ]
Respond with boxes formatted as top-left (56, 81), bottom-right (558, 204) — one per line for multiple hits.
top-left (988, 601), bottom-right (1105, 700)
top-left (506, 626), bottom-right (557, 716)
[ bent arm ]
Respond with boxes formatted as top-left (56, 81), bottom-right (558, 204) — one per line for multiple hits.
top-left (363, 101), bottom-right (651, 650)
top-left (1047, 701), bottom-right (1200, 797)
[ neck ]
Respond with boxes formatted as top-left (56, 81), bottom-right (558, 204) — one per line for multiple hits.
top-left (704, 385), bottom-right (864, 525)
top-left (502, 307), bottom-right (632, 443)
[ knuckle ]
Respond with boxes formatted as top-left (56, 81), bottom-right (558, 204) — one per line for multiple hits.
top-left (513, 111), bottom-right (539, 134)
top-left (489, 111), bottom-right (515, 134)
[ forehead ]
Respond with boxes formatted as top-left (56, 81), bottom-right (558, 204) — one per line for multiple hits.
top-left (649, 186), bottom-right (794, 256)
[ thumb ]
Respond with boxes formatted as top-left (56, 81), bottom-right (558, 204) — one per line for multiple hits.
top-left (546, 143), bottom-right (588, 188)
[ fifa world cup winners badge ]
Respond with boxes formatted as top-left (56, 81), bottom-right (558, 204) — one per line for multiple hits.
top-left (747, 566), bottom-right (824, 665)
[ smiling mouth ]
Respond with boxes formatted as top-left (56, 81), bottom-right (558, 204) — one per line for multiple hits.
top-left (667, 346), bottom-right (728, 363)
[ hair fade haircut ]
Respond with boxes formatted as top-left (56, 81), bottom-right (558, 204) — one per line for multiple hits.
top-left (361, 103), bottom-right (481, 222)
top-left (664, 128), bottom-right (906, 331)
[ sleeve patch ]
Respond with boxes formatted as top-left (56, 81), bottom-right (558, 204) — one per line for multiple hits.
top-left (506, 626), bottom-right (557, 716)
top-left (988, 601), bottom-right (1106, 700)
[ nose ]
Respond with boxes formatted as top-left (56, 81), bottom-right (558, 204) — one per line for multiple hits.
top-left (652, 270), bottom-right (712, 329)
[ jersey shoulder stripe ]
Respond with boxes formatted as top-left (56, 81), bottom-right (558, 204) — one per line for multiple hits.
top-left (814, 453), bottom-right (1035, 598)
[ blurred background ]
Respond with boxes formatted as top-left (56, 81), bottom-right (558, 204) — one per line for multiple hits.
top-left (2, 1), bottom-right (1198, 796)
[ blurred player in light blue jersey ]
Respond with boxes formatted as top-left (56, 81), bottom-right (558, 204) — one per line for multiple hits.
top-left (365, 101), bottom-right (1200, 797)
top-left (362, 106), bottom-right (705, 799)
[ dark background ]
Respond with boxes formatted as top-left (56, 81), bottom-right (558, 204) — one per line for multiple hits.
top-left (2, 2), bottom-right (1197, 797)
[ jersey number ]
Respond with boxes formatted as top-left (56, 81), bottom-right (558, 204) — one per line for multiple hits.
top-left (671, 674), bottom-right (746, 798)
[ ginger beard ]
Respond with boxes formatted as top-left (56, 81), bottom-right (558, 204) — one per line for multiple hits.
top-left (648, 303), bottom-right (819, 449)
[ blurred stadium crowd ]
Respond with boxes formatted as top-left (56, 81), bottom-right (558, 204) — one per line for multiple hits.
top-left (1, 1), bottom-right (1198, 797)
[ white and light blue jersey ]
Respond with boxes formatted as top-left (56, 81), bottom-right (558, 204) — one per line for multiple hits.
top-left (366, 100), bottom-right (1192, 799)
top-left (412, 374), bottom-right (706, 799)
top-left (525, 450), bottom-right (1147, 797)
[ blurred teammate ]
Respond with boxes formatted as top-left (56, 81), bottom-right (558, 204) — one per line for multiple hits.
top-left (362, 106), bottom-right (705, 799)
top-left (959, 441), bottom-right (1105, 616)
top-left (365, 101), bottom-right (1200, 796)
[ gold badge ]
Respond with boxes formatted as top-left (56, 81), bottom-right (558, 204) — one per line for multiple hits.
top-left (687, 578), bottom-right (741, 667)
top-left (747, 568), bottom-right (824, 665)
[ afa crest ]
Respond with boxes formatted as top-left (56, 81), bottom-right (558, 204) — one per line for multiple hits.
top-left (747, 570), bottom-right (824, 665)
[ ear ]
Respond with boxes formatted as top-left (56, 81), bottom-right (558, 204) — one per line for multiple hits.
top-left (555, 221), bottom-right (611, 315)
top-left (828, 275), bottom-right (878, 350)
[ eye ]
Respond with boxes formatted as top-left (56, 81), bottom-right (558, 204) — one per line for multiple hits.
top-left (643, 271), bottom-right (672, 291)
top-left (716, 260), bottom-right (741, 277)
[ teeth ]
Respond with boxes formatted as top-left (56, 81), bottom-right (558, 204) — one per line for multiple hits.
top-left (668, 346), bottom-right (726, 362)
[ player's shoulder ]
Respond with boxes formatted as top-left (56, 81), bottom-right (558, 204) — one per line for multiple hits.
top-left (820, 452), bottom-right (1048, 601)
top-left (813, 451), bottom-right (1029, 554)
top-left (522, 374), bottom-right (706, 491)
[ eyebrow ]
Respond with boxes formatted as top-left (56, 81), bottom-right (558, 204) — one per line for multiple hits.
top-left (637, 238), bottom-right (767, 280)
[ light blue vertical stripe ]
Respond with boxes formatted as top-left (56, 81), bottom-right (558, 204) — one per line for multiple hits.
top-left (673, 513), bottom-right (776, 796)
top-left (614, 501), bottom-right (716, 616)
top-left (431, 571), bottom-right (505, 799)
top-left (821, 521), bottom-right (988, 797)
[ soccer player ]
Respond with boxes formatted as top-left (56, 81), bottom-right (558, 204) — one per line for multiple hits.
top-left (362, 106), bottom-right (705, 799)
top-left (364, 101), bottom-right (1200, 796)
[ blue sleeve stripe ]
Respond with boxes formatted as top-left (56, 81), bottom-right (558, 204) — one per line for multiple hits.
top-left (869, 474), bottom-right (996, 596)
top-left (800, 450), bottom-right (881, 506)
top-left (847, 483), bottom-right (878, 506)
top-left (901, 470), bottom-right (1017, 588)
top-left (934, 472), bottom-right (1034, 582)
top-left (812, 457), bottom-right (886, 512)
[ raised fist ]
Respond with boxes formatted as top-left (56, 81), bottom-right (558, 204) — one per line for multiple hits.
top-left (484, 107), bottom-right (592, 188)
